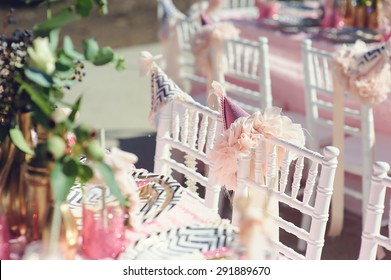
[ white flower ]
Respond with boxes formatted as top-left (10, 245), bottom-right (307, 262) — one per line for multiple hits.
top-left (27, 37), bottom-right (56, 74)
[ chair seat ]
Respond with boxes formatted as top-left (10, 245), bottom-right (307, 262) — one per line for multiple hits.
top-left (344, 133), bottom-right (391, 175)
top-left (283, 111), bottom-right (332, 148)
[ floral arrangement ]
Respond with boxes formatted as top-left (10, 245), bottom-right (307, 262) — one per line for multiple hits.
top-left (209, 82), bottom-right (305, 191)
top-left (0, 0), bottom-right (137, 236)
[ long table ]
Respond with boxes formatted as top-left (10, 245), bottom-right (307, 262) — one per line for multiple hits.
top-left (227, 18), bottom-right (391, 135)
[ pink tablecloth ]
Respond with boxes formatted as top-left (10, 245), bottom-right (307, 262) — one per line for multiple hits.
top-left (227, 19), bottom-right (391, 135)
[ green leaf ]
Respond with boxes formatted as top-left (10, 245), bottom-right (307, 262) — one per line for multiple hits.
top-left (93, 47), bottom-right (114, 66)
top-left (83, 38), bottom-right (99, 61)
top-left (115, 55), bottom-right (126, 71)
top-left (52, 77), bottom-right (75, 88)
top-left (17, 79), bottom-right (52, 116)
top-left (63, 157), bottom-right (79, 177)
top-left (25, 68), bottom-right (53, 88)
top-left (51, 162), bottom-right (76, 202)
top-left (49, 28), bottom-right (60, 52)
top-left (69, 96), bottom-right (82, 122)
top-left (63, 36), bottom-right (84, 60)
top-left (78, 164), bottom-right (94, 183)
top-left (56, 51), bottom-right (74, 72)
top-left (75, 0), bottom-right (93, 17)
top-left (95, 162), bottom-right (128, 207)
top-left (9, 127), bottom-right (34, 155)
top-left (33, 8), bottom-right (82, 37)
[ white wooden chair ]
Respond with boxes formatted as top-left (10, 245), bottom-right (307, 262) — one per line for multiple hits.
top-left (219, 0), bottom-right (258, 17)
top-left (214, 36), bottom-right (272, 113)
top-left (154, 98), bottom-right (224, 213)
top-left (301, 38), bottom-right (391, 222)
top-left (216, 36), bottom-right (321, 138)
top-left (233, 135), bottom-right (339, 259)
top-left (190, 0), bottom-right (258, 20)
top-left (359, 161), bottom-right (391, 259)
top-left (176, 18), bottom-right (207, 94)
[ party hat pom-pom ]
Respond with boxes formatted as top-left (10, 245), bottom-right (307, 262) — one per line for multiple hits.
top-left (211, 80), bottom-right (226, 98)
top-left (139, 51), bottom-right (162, 76)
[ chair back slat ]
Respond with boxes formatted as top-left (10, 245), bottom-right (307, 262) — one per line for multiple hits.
top-left (279, 151), bottom-right (291, 194)
top-left (180, 107), bottom-right (190, 144)
top-left (266, 143), bottom-right (277, 189)
top-left (303, 161), bottom-right (319, 206)
top-left (291, 156), bottom-right (305, 200)
top-left (207, 118), bottom-right (218, 152)
top-left (221, 0), bottom-right (257, 10)
top-left (198, 116), bottom-right (209, 153)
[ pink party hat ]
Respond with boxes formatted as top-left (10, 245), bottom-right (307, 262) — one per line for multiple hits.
top-left (211, 81), bottom-right (249, 130)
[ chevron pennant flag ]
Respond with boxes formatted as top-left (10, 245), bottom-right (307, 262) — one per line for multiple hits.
top-left (149, 65), bottom-right (194, 124)
top-left (349, 39), bottom-right (391, 78)
top-left (120, 220), bottom-right (237, 260)
top-left (334, 39), bottom-right (391, 105)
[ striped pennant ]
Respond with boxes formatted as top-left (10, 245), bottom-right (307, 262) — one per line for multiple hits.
top-left (352, 44), bottom-right (389, 77)
top-left (149, 66), bottom-right (193, 123)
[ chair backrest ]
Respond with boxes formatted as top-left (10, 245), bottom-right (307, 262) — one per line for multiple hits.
top-left (176, 18), bottom-right (207, 92)
top-left (153, 98), bottom-right (224, 213)
top-left (216, 36), bottom-right (272, 113)
top-left (301, 38), bottom-right (375, 216)
top-left (234, 135), bottom-right (339, 259)
top-left (359, 161), bottom-right (391, 259)
top-left (302, 39), bottom-right (374, 148)
top-left (220, 0), bottom-right (258, 16)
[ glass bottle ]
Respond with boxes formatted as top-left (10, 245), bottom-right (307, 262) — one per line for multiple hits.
top-left (81, 185), bottom-right (127, 259)
top-left (0, 206), bottom-right (11, 259)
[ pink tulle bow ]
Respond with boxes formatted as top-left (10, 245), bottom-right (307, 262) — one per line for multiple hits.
top-left (209, 87), bottom-right (305, 191)
top-left (191, 23), bottom-right (239, 78)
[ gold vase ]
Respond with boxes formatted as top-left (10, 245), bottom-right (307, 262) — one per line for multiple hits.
top-left (0, 113), bottom-right (33, 237)
top-left (25, 164), bottom-right (52, 241)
